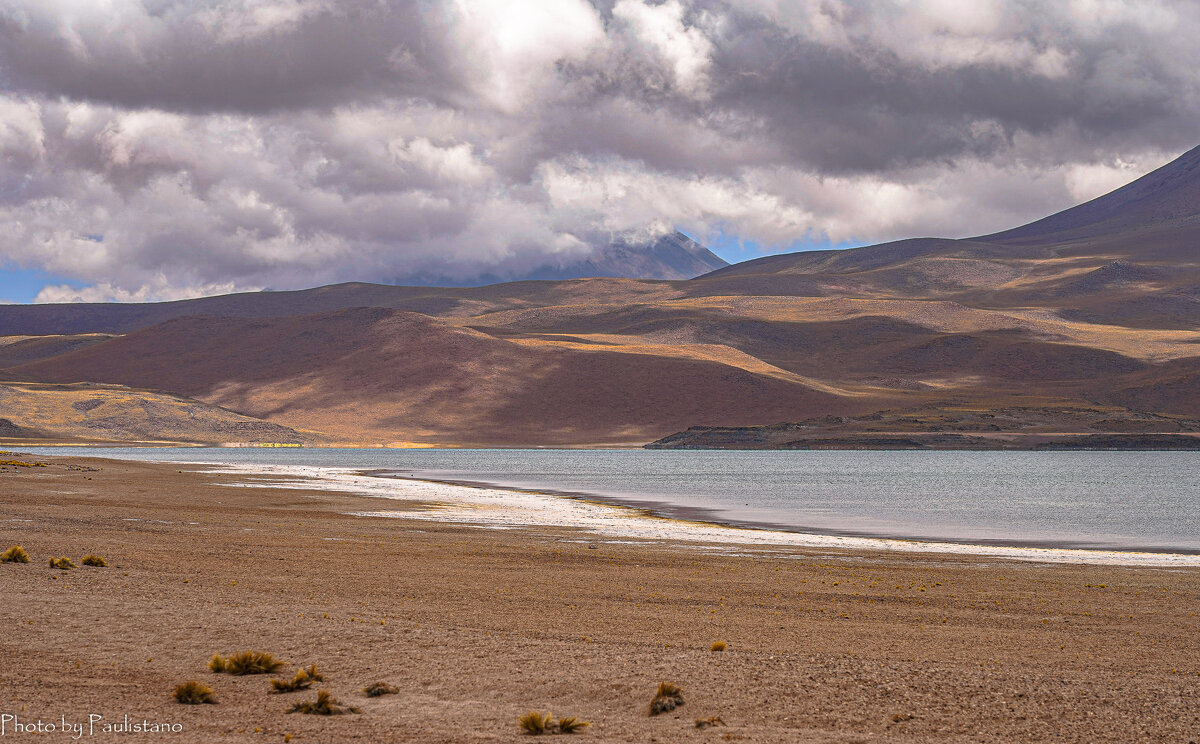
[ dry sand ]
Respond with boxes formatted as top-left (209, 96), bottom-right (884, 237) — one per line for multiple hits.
top-left (1, 454), bottom-right (1198, 743)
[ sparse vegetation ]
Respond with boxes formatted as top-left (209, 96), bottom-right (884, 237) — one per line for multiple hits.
top-left (271, 665), bottom-right (323, 693)
top-left (519, 711), bottom-right (554, 735)
top-left (518, 712), bottom-right (590, 736)
top-left (695, 716), bottom-right (726, 729)
top-left (0, 460), bottom-right (47, 468)
top-left (1, 545), bottom-right (30, 563)
top-left (209, 651), bottom-right (284, 675)
top-left (556, 716), bottom-right (589, 734)
top-left (173, 680), bottom-right (216, 705)
top-left (363, 681), bottom-right (398, 697)
top-left (710, 641), bottom-right (727, 652)
top-left (48, 556), bottom-right (75, 570)
top-left (649, 682), bottom-right (684, 716)
top-left (288, 690), bottom-right (358, 715)
top-left (81, 555), bottom-right (107, 567)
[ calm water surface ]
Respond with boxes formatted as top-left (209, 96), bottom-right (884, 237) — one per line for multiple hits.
top-left (23, 447), bottom-right (1200, 552)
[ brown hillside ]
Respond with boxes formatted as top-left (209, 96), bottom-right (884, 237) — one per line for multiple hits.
top-left (0, 381), bottom-right (307, 445)
top-left (12, 308), bottom-right (862, 445)
top-left (0, 334), bottom-right (116, 366)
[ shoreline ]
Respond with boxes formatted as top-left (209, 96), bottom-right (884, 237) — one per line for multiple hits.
top-left (362, 468), bottom-right (1200, 557)
top-left (14, 446), bottom-right (1198, 565)
top-left (18, 446), bottom-right (1200, 560)
top-left (195, 459), bottom-right (1200, 567)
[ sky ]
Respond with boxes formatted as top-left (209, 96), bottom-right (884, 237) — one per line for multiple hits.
top-left (0, 0), bottom-right (1198, 303)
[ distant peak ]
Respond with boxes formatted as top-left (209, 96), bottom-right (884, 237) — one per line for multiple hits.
top-left (980, 145), bottom-right (1200, 245)
top-left (381, 230), bottom-right (727, 286)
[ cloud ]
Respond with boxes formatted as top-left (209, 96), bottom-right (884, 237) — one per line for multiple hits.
top-left (441, 0), bottom-right (607, 112)
top-left (613, 0), bottom-right (715, 98)
top-left (33, 281), bottom-right (243, 304)
top-left (0, 0), bottom-right (1197, 300)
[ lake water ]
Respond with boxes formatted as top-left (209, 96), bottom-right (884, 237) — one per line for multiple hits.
top-left (21, 447), bottom-right (1200, 553)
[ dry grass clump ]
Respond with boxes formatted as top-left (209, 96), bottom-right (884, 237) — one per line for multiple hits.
top-left (710, 641), bottom-right (727, 652)
top-left (695, 716), bottom-right (726, 729)
top-left (271, 665), bottom-right (324, 693)
top-left (288, 690), bottom-right (358, 715)
top-left (518, 712), bottom-right (590, 735)
top-left (173, 680), bottom-right (216, 705)
top-left (1, 545), bottom-right (30, 563)
top-left (648, 682), bottom-right (684, 716)
top-left (48, 556), bottom-right (75, 570)
top-left (81, 555), bottom-right (107, 567)
top-left (556, 716), bottom-right (590, 734)
top-left (0, 460), bottom-right (47, 468)
top-left (363, 682), bottom-right (398, 698)
top-left (519, 712), bottom-right (554, 735)
top-left (209, 651), bottom-right (284, 675)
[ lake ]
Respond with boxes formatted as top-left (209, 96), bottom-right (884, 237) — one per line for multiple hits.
top-left (21, 447), bottom-right (1200, 553)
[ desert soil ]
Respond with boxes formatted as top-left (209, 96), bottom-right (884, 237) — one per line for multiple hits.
top-left (1, 455), bottom-right (1198, 743)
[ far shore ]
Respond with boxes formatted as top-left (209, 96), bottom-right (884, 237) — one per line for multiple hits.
top-left (2, 454), bottom-right (1199, 742)
top-left (10, 431), bottom-right (1200, 451)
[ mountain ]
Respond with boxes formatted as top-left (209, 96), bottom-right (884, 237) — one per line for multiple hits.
top-left (690, 146), bottom-right (1200, 329)
top-left (7, 307), bottom-right (855, 445)
top-left (704, 144), bottom-right (1200, 277)
top-left (539, 231), bottom-right (730, 281)
top-left (980, 144), bottom-right (1200, 257)
top-left (384, 231), bottom-right (728, 285)
top-left (1, 147), bottom-right (1198, 446)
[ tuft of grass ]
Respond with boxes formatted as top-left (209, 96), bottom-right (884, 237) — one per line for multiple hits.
top-left (0, 460), bottom-right (47, 468)
top-left (517, 712), bottom-right (589, 735)
top-left (710, 641), bottom-right (727, 652)
top-left (211, 651), bottom-right (285, 675)
top-left (556, 716), bottom-right (590, 734)
top-left (649, 682), bottom-right (684, 716)
top-left (288, 690), bottom-right (358, 715)
top-left (363, 682), bottom-right (398, 698)
top-left (173, 680), bottom-right (216, 705)
top-left (81, 555), bottom-right (107, 567)
top-left (207, 654), bottom-right (226, 673)
top-left (519, 711), bottom-right (554, 735)
top-left (1, 545), bottom-right (30, 563)
top-left (271, 665), bottom-right (323, 693)
top-left (48, 556), bottom-right (76, 570)
top-left (695, 716), bottom-right (726, 729)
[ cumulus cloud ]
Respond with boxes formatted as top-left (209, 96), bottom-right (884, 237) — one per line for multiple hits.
top-left (0, 0), bottom-right (1198, 300)
top-left (33, 281), bottom-right (242, 304)
top-left (613, 0), bottom-right (716, 98)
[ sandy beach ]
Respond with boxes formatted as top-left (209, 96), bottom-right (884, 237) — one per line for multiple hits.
top-left (2, 453), bottom-right (1199, 743)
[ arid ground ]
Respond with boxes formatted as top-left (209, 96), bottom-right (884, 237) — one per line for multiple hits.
top-left (2, 454), bottom-right (1198, 743)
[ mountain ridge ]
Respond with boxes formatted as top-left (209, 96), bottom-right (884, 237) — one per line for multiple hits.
top-left (1, 145), bottom-right (1199, 445)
